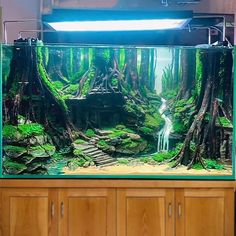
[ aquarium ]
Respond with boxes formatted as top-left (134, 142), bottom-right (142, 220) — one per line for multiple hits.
top-left (0, 40), bottom-right (235, 179)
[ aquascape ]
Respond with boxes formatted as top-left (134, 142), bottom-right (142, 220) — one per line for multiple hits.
top-left (1, 39), bottom-right (234, 178)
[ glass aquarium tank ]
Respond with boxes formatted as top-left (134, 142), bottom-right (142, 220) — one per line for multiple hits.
top-left (0, 39), bottom-right (235, 179)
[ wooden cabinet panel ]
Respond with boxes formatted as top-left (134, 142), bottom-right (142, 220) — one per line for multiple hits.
top-left (176, 189), bottom-right (234, 236)
top-left (1, 188), bottom-right (57, 236)
top-left (117, 189), bottom-right (175, 236)
top-left (59, 188), bottom-right (116, 236)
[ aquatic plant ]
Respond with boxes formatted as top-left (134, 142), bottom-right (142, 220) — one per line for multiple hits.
top-left (18, 123), bottom-right (44, 137)
top-left (3, 125), bottom-right (18, 139)
top-left (85, 129), bottom-right (95, 138)
top-left (117, 158), bottom-right (130, 165)
top-left (139, 126), bottom-right (153, 135)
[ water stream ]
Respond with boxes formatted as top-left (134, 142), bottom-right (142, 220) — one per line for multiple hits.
top-left (157, 98), bottom-right (173, 152)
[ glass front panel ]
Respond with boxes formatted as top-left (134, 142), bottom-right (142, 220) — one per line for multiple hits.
top-left (1, 42), bottom-right (235, 179)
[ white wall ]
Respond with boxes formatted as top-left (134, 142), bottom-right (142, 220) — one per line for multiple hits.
top-left (1, 0), bottom-right (40, 43)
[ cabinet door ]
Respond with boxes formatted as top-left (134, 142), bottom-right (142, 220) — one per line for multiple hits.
top-left (176, 188), bottom-right (234, 236)
top-left (117, 188), bottom-right (175, 236)
top-left (1, 188), bottom-right (57, 236)
top-left (58, 188), bottom-right (116, 236)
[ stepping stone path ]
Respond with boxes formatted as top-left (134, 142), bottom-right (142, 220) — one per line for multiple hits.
top-left (73, 143), bottom-right (117, 167)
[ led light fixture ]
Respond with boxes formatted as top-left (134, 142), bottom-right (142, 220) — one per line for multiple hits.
top-left (48, 19), bottom-right (189, 32)
top-left (44, 10), bottom-right (192, 32)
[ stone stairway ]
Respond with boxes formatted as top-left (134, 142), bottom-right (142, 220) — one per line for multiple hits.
top-left (73, 143), bottom-right (117, 167)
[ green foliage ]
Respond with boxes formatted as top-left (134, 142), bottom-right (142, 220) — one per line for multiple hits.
top-left (172, 120), bottom-right (186, 134)
top-left (111, 78), bottom-right (118, 86)
top-left (37, 47), bottom-right (68, 111)
top-left (119, 49), bottom-right (125, 70)
top-left (67, 158), bottom-right (86, 169)
top-left (144, 112), bottom-right (164, 130)
top-left (122, 138), bottom-right (139, 148)
top-left (3, 158), bottom-right (27, 171)
top-left (152, 152), bottom-right (174, 163)
top-left (108, 130), bottom-right (125, 138)
top-left (3, 125), bottom-right (18, 139)
top-left (204, 159), bottom-right (224, 170)
top-left (73, 149), bottom-right (83, 156)
top-left (139, 157), bottom-right (152, 163)
top-left (161, 89), bottom-right (177, 100)
top-left (52, 81), bottom-right (64, 90)
top-left (195, 50), bottom-right (204, 96)
top-left (115, 124), bottom-right (126, 130)
top-left (74, 139), bottom-right (86, 145)
top-left (18, 123), bottom-right (44, 137)
top-left (4, 145), bottom-right (26, 153)
top-left (139, 126), bottom-right (153, 135)
top-left (30, 144), bottom-right (55, 152)
top-left (85, 129), bottom-right (95, 138)
top-left (218, 117), bottom-right (232, 128)
top-left (192, 163), bottom-right (203, 170)
top-left (63, 84), bottom-right (79, 94)
top-left (97, 140), bottom-right (109, 147)
top-left (117, 158), bottom-right (130, 165)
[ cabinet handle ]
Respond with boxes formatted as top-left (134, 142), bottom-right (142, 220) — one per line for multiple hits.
top-left (61, 202), bottom-right (64, 218)
top-left (51, 202), bottom-right (55, 218)
top-left (168, 203), bottom-right (172, 217)
top-left (178, 203), bottom-right (182, 217)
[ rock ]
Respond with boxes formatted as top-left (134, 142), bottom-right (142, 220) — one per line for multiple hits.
top-left (99, 145), bottom-right (116, 153)
top-left (127, 133), bottom-right (141, 141)
top-left (28, 144), bottom-right (56, 158)
top-left (116, 140), bottom-right (148, 155)
top-left (21, 155), bottom-right (38, 164)
top-left (29, 135), bottom-right (48, 146)
top-left (4, 145), bottom-right (27, 158)
top-left (3, 159), bottom-right (27, 175)
top-left (95, 129), bottom-right (113, 136)
top-left (83, 161), bottom-right (91, 168)
top-left (109, 137), bottom-right (122, 146)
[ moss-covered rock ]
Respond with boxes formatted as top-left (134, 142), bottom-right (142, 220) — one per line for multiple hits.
top-left (3, 158), bottom-right (27, 175)
top-left (28, 144), bottom-right (56, 158)
top-left (4, 145), bottom-right (27, 158)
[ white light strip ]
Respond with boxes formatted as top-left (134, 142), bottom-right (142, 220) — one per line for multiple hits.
top-left (48, 19), bottom-right (189, 31)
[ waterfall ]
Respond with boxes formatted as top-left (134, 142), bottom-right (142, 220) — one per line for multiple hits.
top-left (157, 98), bottom-right (173, 152)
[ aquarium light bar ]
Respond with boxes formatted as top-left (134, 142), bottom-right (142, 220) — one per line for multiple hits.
top-left (48, 19), bottom-right (189, 32)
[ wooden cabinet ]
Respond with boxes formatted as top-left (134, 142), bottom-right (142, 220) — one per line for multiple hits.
top-left (175, 189), bottom-right (234, 236)
top-left (0, 188), bottom-right (57, 236)
top-left (117, 188), bottom-right (174, 236)
top-left (0, 181), bottom-right (235, 236)
top-left (58, 188), bottom-right (116, 236)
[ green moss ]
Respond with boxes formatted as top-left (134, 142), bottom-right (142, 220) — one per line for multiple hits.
top-left (73, 149), bottom-right (83, 156)
top-left (74, 139), bottom-right (86, 145)
top-left (161, 89), bottom-right (178, 100)
top-left (3, 158), bottom-right (27, 171)
top-left (4, 145), bottom-right (26, 153)
top-left (3, 125), bottom-right (18, 139)
top-left (218, 117), bottom-right (232, 128)
top-left (144, 113), bottom-right (164, 130)
top-left (204, 159), bottom-right (224, 170)
top-left (85, 129), bottom-right (95, 138)
top-left (30, 144), bottom-right (55, 152)
top-left (195, 50), bottom-right (203, 96)
top-left (192, 163), bottom-right (203, 170)
top-left (37, 47), bottom-right (68, 112)
top-left (139, 126), bottom-right (153, 135)
top-left (122, 138), bottom-right (139, 148)
top-left (111, 78), bottom-right (118, 86)
top-left (115, 124), bottom-right (126, 130)
top-left (52, 81), bottom-right (64, 90)
top-left (117, 158), bottom-right (130, 165)
top-left (64, 84), bottom-right (79, 94)
top-left (97, 140), bottom-right (109, 147)
top-left (172, 120), bottom-right (186, 134)
top-left (152, 152), bottom-right (173, 163)
top-left (108, 130), bottom-right (125, 138)
top-left (18, 123), bottom-right (44, 137)
top-left (139, 157), bottom-right (152, 163)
